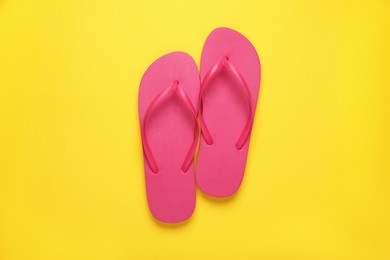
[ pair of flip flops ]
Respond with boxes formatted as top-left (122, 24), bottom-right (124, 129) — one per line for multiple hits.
top-left (139, 27), bottom-right (261, 223)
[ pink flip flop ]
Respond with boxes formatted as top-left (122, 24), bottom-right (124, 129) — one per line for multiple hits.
top-left (139, 52), bottom-right (199, 223)
top-left (196, 28), bottom-right (261, 198)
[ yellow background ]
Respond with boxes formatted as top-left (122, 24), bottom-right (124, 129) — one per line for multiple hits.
top-left (1, 0), bottom-right (389, 259)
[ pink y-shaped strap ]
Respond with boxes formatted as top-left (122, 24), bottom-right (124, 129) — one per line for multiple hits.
top-left (199, 57), bottom-right (253, 150)
top-left (142, 80), bottom-right (199, 174)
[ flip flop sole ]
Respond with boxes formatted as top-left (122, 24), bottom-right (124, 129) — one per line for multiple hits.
top-left (196, 28), bottom-right (261, 198)
top-left (139, 52), bottom-right (199, 223)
